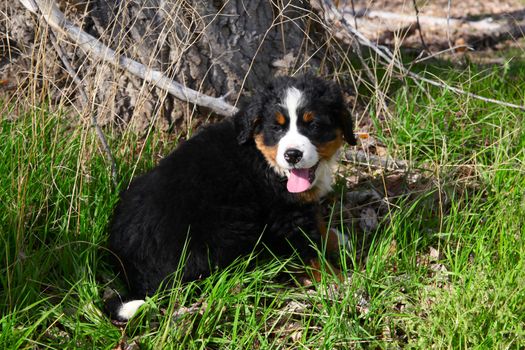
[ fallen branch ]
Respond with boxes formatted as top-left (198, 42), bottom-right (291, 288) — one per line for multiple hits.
top-left (352, 9), bottom-right (503, 31)
top-left (315, 0), bottom-right (525, 112)
top-left (18, 0), bottom-right (239, 117)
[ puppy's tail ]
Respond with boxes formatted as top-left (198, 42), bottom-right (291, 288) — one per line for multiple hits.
top-left (106, 296), bottom-right (145, 322)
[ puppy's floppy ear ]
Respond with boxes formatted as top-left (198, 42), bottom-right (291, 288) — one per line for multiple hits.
top-left (323, 79), bottom-right (357, 146)
top-left (340, 108), bottom-right (357, 145)
top-left (234, 94), bottom-right (263, 145)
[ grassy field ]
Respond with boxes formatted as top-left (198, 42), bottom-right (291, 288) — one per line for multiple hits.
top-left (1, 61), bottom-right (524, 349)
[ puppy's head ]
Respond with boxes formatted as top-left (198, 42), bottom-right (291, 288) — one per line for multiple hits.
top-left (235, 74), bottom-right (356, 198)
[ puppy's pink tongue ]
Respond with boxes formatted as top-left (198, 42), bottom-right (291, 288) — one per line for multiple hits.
top-left (287, 168), bottom-right (311, 193)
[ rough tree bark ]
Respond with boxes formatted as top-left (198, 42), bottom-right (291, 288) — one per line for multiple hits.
top-left (2, 0), bottom-right (333, 132)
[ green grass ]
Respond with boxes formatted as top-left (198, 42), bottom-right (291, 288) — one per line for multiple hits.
top-left (1, 61), bottom-right (525, 349)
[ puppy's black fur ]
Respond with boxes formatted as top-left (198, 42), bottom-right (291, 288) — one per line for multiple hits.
top-left (107, 74), bottom-right (355, 320)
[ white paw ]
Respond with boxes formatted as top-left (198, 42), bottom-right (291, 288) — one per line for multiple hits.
top-left (117, 300), bottom-right (145, 320)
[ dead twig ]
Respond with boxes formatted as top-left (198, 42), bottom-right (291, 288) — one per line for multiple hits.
top-left (447, 0), bottom-right (457, 57)
top-left (446, 0), bottom-right (455, 58)
top-left (411, 0), bottom-right (430, 53)
top-left (412, 45), bottom-right (472, 64)
top-left (344, 149), bottom-right (408, 171)
top-left (349, 0), bottom-right (358, 30)
top-left (316, 0), bottom-right (525, 112)
top-left (21, 0), bottom-right (119, 186)
top-left (18, 0), bottom-right (238, 117)
top-left (49, 30), bottom-right (119, 186)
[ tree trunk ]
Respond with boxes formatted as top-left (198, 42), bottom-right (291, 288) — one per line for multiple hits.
top-left (3, 0), bottom-right (331, 132)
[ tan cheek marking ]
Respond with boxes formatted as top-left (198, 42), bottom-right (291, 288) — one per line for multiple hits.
top-left (254, 134), bottom-right (278, 167)
top-left (276, 112), bottom-right (286, 126)
top-left (303, 111), bottom-right (314, 123)
top-left (316, 130), bottom-right (343, 160)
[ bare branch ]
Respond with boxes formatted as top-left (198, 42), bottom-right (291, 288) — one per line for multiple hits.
top-left (344, 150), bottom-right (408, 171)
top-left (18, 0), bottom-right (239, 117)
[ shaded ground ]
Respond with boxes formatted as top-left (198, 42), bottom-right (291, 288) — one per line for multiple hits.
top-left (345, 0), bottom-right (525, 52)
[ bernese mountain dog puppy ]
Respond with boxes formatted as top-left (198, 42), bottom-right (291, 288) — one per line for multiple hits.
top-left (107, 74), bottom-right (356, 321)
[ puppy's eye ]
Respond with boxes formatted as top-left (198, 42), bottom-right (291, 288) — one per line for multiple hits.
top-left (272, 123), bottom-right (286, 132)
top-left (309, 121), bottom-right (320, 131)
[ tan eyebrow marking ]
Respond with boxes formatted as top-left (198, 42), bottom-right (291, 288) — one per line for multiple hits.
top-left (303, 111), bottom-right (314, 123)
top-left (275, 111), bottom-right (286, 125)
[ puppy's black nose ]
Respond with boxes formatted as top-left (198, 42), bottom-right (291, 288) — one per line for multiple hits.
top-left (284, 149), bottom-right (303, 164)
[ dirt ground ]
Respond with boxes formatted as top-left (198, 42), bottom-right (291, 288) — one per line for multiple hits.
top-left (351, 0), bottom-right (524, 17)
top-left (343, 0), bottom-right (525, 51)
